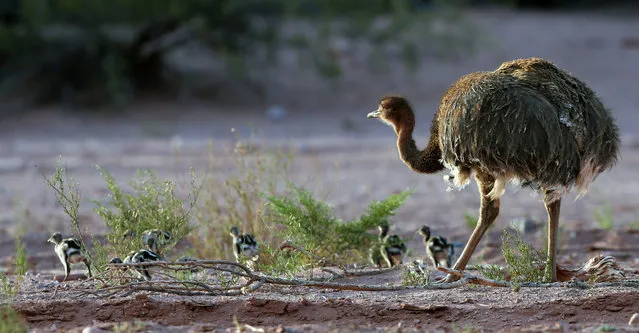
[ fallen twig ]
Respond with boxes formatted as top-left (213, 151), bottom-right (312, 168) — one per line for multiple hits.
top-left (319, 266), bottom-right (399, 280)
top-left (56, 259), bottom-right (639, 299)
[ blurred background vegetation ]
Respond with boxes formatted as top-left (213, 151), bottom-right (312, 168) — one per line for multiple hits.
top-left (0, 0), bottom-right (633, 111)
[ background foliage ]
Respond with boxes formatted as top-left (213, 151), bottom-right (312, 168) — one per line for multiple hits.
top-left (0, 0), bottom-right (480, 108)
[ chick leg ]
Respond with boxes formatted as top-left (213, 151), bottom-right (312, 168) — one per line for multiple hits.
top-left (63, 260), bottom-right (70, 282)
top-left (84, 258), bottom-right (92, 278)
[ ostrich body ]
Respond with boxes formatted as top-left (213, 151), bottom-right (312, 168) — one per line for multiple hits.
top-left (367, 58), bottom-right (619, 282)
top-left (418, 226), bottom-right (453, 268)
top-left (378, 223), bottom-right (407, 267)
top-left (47, 232), bottom-right (92, 281)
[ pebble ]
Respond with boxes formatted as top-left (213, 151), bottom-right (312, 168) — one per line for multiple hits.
top-left (82, 327), bottom-right (108, 333)
top-left (629, 313), bottom-right (639, 325)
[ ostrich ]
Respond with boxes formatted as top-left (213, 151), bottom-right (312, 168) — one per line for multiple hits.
top-left (230, 226), bottom-right (259, 266)
top-left (122, 249), bottom-right (163, 281)
top-left (418, 225), bottom-right (453, 268)
top-left (367, 57), bottom-right (620, 282)
top-left (141, 229), bottom-right (172, 254)
top-left (378, 222), bottom-right (407, 268)
top-left (48, 232), bottom-right (92, 281)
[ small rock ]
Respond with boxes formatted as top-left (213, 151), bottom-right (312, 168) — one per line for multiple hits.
top-left (629, 313), bottom-right (639, 325)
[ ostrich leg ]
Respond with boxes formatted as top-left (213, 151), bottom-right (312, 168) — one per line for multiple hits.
top-left (440, 173), bottom-right (500, 283)
top-left (543, 191), bottom-right (561, 282)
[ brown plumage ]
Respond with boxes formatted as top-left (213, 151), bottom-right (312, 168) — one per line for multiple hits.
top-left (367, 57), bottom-right (620, 282)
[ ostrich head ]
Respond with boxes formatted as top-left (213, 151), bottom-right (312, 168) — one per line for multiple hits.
top-left (230, 226), bottom-right (240, 238)
top-left (48, 232), bottom-right (63, 244)
top-left (377, 220), bottom-right (390, 238)
top-left (109, 257), bottom-right (123, 264)
top-left (418, 225), bottom-right (431, 240)
top-left (367, 96), bottom-right (416, 134)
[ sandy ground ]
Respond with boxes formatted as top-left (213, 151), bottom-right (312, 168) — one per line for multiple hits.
top-left (1, 7), bottom-right (639, 333)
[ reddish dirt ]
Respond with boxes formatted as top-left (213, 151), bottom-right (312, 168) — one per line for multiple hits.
top-left (2, 7), bottom-right (639, 333)
top-left (9, 276), bottom-right (639, 332)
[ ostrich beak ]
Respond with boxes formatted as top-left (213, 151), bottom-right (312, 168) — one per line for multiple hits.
top-left (367, 107), bottom-right (382, 118)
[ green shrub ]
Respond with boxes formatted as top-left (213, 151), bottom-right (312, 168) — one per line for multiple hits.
top-left (44, 157), bottom-right (201, 273)
top-left (476, 263), bottom-right (506, 281)
top-left (402, 263), bottom-right (431, 286)
top-left (265, 183), bottom-right (412, 267)
top-left (502, 227), bottom-right (548, 284)
top-left (191, 142), bottom-right (293, 261)
top-left (0, 1), bottom-right (479, 107)
top-left (0, 305), bottom-right (27, 333)
top-left (93, 167), bottom-right (201, 266)
top-left (42, 156), bottom-right (87, 248)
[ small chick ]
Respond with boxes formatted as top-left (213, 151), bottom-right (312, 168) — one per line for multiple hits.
top-left (107, 256), bottom-right (124, 269)
top-left (141, 229), bottom-right (172, 254)
top-left (230, 226), bottom-right (259, 264)
top-left (47, 232), bottom-right (92, 281)
top-left (123, 249), bottom-right (163, 281)
top-left (418, 225), bottom-right (453, 268)
top-left (379, 223), bottom-right (407, 268)
top-left (106, 257), bottom-right (127, 276)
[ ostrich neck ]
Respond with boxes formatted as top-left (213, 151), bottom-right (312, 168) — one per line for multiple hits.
top-left (396, 124), bottom-right (445, 174)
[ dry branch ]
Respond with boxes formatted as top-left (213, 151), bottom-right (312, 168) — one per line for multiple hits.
top-left (51, 258), bottom-right (637, 299)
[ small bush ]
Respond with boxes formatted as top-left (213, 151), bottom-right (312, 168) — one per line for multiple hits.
top-left (594, 324), bottom-right (618, 333)
top-left (110, 320), bottom-right (148, 333)
top-left (265, 183), bottom-right (412, 268)
top-left (476, 263), bottom-right (506, 281)
top-left (0, 305), bottom-right (27, 333)
top-left (44, 157), bottom-right (201, 273)
top-left (93, 167), bottom-right (201, 266)
top-left (13, 230), bottom-right (27, 278)
top-left (257, 244), bottom-right (307, 278)
top-left (191, 142), bottom-right (293, 261)
top-left (42, 156), bottom-right (88, 248)
top-left (11, 197), bottom-right (30, 278)
top-left (502, 227), bottom-right (548, 284)
top-left (402, 263), bottom-right (431, 287)
top-left (0, 274), bottom-right (17, 302)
